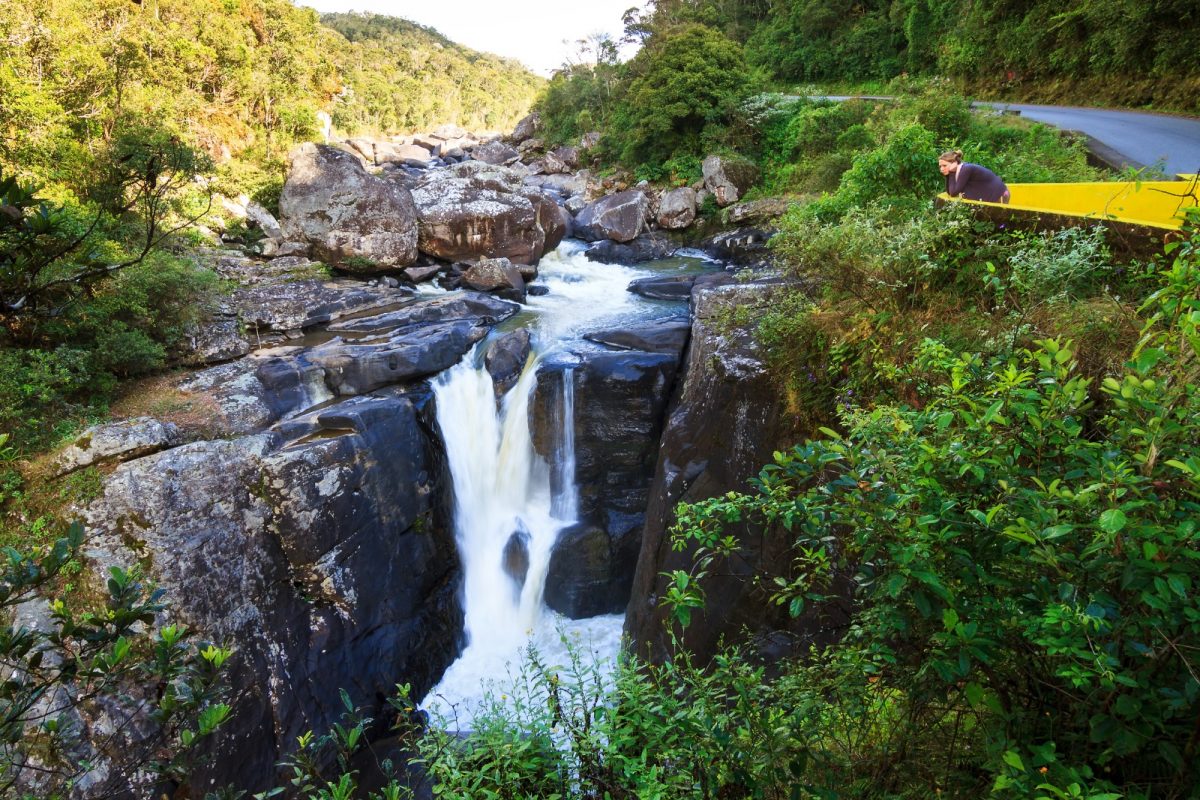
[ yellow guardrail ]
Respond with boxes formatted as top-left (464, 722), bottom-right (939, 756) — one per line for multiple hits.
top-left (938, 174), bottom-right (1199, 230)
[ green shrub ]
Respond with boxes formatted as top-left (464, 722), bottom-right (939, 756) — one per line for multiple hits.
top-left (666, 236), bottom-right (1200, 797)
top-left (1006, 225), bottom-right (1112, 303)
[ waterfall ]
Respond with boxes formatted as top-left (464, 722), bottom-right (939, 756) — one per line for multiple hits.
top-left (550, 367), bottom-right (577, 522)
top-left (433, 350), bottom-right (564, 650)
top-left (422, 242), bottom-right (713, 727)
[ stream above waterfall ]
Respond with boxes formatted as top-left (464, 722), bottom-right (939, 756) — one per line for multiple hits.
top-left (421, 240), bottom-right (716, 729)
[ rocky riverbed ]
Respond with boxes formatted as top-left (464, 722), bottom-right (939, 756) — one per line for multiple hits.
top-left (50, 114), bottom-right (807, 794)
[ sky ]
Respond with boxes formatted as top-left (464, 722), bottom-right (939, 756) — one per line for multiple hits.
top-left (294, 0), bottom-right (644, 76)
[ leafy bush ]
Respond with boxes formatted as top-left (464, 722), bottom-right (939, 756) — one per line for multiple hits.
top-left (0, 252), bottom-right (221, 449)
top-left (666, 233), bottom-right (1200, 798)
top-left (1006, 225), bottom-right (1112, 303)
top-left (0, 523), bottom-right (232, 798)
top-left (608, 24), bottom-right (752, 169)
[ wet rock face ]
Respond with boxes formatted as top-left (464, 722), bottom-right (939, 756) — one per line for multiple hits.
top-left (532, 339), bottom-right (687, 618)
top-left (502, 526), bottom-right (532, 594)
top-left (485, 328), bottom-right (532, 398)
top-left (81, 394), bottom-right (462, 793)
top-left (583, 318), bottom-right (691, 355)
top-left (544, 521), bottom-right (642, 618)
top-left (624, 281), bottom-right (833, 664)
top-left (279, 143), bottom-right (419, 270)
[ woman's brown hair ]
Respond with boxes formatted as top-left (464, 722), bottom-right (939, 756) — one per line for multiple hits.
top-left (939, 149), bottom-right (964, 163)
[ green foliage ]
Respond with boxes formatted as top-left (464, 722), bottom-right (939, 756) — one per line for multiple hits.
top-left (0, 2), bottom-right (540, 193)
top-left (321, 12), bottom-right (542, 134)
top-left (608, 24), bottom-right (753, 169)
top-left (665, 230), bottom-right (1200, 797)
top-left (412, 636), bottom-right (816, 799)
top-left (744, 0), bottom-right (903, 82)
top-left (0, 522), bottom-right (232, 797)
top-left (536, 62), bottom-right (621, 147)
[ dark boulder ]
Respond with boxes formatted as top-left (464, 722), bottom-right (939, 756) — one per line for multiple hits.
top-left (485, 329), bottom-right (532, 398)
top-left (82, 394), bottom-right (462, 793)
top-left (585, 232), bottom-right (676, 265)
top-left (326, 292), bottom-right (519, 336)
top-left (627, 275), bottom-right (695, 301)
top-left (502, 526), bottom-right (532, 594)
top-left (544, 520), bottom-right (642, 618)
top-left (583, 318), bottom-right (690, 354)
top-left (306, 320), bottom-right (483, 396)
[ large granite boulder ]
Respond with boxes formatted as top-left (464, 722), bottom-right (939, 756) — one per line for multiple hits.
top-left (81, 393), bottom-right (461, 794)
top-left (625, 281), bottom-right (829, 664)
top-left (657, 187), bottom-right (697, 230)
top-left (411, 162), bottom-right (565, 265)
top-left (509, 113), bottom-right (541, 143)
top-left (573, 191), bottom-right (649, 243)
top-left (279, 143), bottom-right (419, 271)
top-left (470, 140), bottom-right (521, 166)
top-left (702, 155), bottom-right (759, 208)
top-left (463, 257), bottom-right (527, 303)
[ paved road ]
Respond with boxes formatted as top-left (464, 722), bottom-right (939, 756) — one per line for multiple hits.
top-left (821, 96), bottom-right (1200, 177)
top-left (981, 102), bottom-right (1200, 177)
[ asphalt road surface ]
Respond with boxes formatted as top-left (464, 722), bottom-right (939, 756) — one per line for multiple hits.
top-left (821, 96), bottom-right (1200, 177)
top-left (981, 102), bottom-right (1200, 177)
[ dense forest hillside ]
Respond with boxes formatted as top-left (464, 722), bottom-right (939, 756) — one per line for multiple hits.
top-left (537, 0), bottom-right (1200, 177)
top-left (0, 1), bottom-right (542, 192)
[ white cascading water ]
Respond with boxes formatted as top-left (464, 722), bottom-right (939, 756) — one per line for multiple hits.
top-left (422, 242), bottom-right (712, 728)
top-left (550, 367), bottom-right (578, 522)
